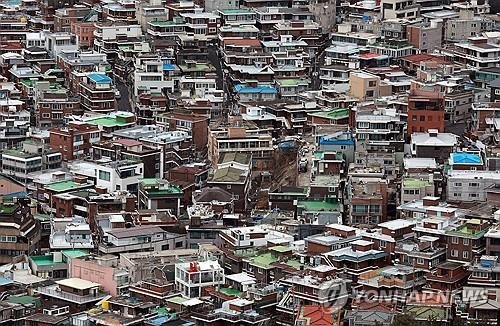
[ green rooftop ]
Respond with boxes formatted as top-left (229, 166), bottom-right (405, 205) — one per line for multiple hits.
top-left (219, 287), bottom-right (242, 296)
top-left (141, 179), bottom-right (183, 196)
top-left (270, 245), bottom-right (292, 253)
top-left (62, 249), bottom-right (89, 259)
top-left (220, 8), bottom-right (254, 14)
top-left (179, 63), bottom-right (215, 73)
top-left (447, 221), bottom-right (487, 238)
top-left (30, 255), bottom-right (61, 266)
top-left (297, 199), bottom-right (340, 212)
top-left (87, 115), bottom-right (133, 128)
top-left (212, 167), bottom-right (245, 183)
top-left (313, 151), bottom-right (343, 161)
top-left (406, 306), bottom-right (446, 321)
top-left (250, 252), bottom-right (278, 268)
top-left (277, 79), bottom-right (310, 87)
top-left (2, 148), bottom-right (38, 159)
top-left (166, 296), bottom-right (188, 305)
top-left (7, 295), bottom-right (41, 307)
top-left (403, 178), bottom-right (433, 189)
top-left (309, 108), bottom-right (349, 120)
top-left (0, 204), bottom-right (18, 215)
top-left (45, 180), bottom-right (92, 193)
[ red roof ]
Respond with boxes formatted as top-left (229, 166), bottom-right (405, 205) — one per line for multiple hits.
top-left (115, 138), bottom-right (142, 147)
top-left (402, 53), bottom-right (449, 64)
top-left (359, 52), bottom-right (382, 59)
top-left (223, 38), bottom-right (262, 47)
top-left (299, 306), bottom-right (339, 326)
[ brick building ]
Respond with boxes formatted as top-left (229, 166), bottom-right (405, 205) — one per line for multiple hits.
top-left (407, 89), bottom-right (445, 134)
top-left (49, 123), bottom-right (101, 161)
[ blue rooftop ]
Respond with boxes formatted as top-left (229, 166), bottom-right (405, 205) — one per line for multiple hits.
top-left (2, 191), bottom-right (28, 199)
top-left (319, 136), bottom-right (355, 146)
top-left (234, 84), bottom-right (277, 94)
top-left (163, 63), bottom-right (176, 71)
top-left (451, 152), bottom-right (482, 165)
top-left (88, 73), bottom-right (112, 84)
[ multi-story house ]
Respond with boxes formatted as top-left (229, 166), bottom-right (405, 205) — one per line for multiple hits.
top-left (208, 126), bottom-right (274, 170)
top-left (69, 159), bottom-right (144, 194)
top-left (79, 72), bottom-right (117, 112)
top-left (447, 170), bottom-right (500, 203)
top-left (34, 85), bottom-right (82, 128)
top-left (347, 177), bottom-right (389, 226)
top-left (49, 123), bottom-right (101, 161)
top-left (276, 273), bottom-right (349, 326)
top-left (156, 111), bottom-right (209, 152)
top-left (0, 198), bottom-right (40, 264)
top-left (175, 260), bottom-right (224, 298)
top-left (380, 0), bottom-right (420, 20)
top-left (71, 255), bottom-right (129, 296)
top-left (1, 140), bottom-right (62, 184)
top-left (93, 23), bottom-right (143, 61)
top-left (138, 178), bottom-right (183, 216)
top-left (357, 265), bottom-right (427, 310)
top-left (44, 32), bottom-right (79, 57)
top-left (133, 54), bottom-right (175, 97)
top-left (91, 139), bottom-right (161, 178)
top-left (36, 278), bottom-right (109, 313)
top-left (99, 226), bottom-right (186, 255)
top-left (191, 298), bottom-right (270, 325)
top-left (410, 130), bottom-right (458, 163)
top-left (179, 9), bottom-right (220, 40)
top-left (407, 89), bottom-right (445, 134)
top-left (445, 219), bottom-right (489, 263)
top-left (443, 37), bottom-right (500, 69)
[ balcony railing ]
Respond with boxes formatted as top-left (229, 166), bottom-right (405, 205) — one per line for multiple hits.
top-left (37, 286), bottom-right (108, 303)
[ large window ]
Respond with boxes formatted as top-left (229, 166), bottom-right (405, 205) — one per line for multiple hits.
top-left (99, 170), bottom-right (111, 181)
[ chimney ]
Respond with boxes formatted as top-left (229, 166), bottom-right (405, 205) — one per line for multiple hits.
top-left (422, 196), bottom-right (439, 206)
top-left (73, 176), bottom-right (88, 184)
top-left (95, 186), bottom-right (107, 194)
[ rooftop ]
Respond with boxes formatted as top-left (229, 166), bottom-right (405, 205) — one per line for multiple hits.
top-left (45, 180), bottom-right (92, 193)
top-left (309, 108), bottom-right (349, 120)
top-left (297, 199), bottom-right (340, 212)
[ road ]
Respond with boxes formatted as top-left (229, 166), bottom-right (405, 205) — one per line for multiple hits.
top-left (296, 141), bottom-right (315, 187)
top-left (115, 78), bottom-right (132, 112)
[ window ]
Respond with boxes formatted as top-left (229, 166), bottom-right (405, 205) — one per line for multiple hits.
top-left (380, 240), bottom-right (386, 248)
top-left (227, 185), bottom-right (231, 190)
top-left (469, 193), bottom-right (478, 198)
top-left (469, 182), bottom-right (479, 187)
top-left (99, 170), bottom-right (111, 181)
top-left (463, 251), bottom-right (469, 259)
top-left (451, 237), bottom-right (458, 244)
top-left (451, 250), bottom-right (458, 257)
top-left (417, 258), bottom-right (424, 265)
top-left (368, 81), bottom-right (377, 87)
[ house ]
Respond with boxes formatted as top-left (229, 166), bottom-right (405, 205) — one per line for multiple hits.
top-left (36, 278), bottom-right (108, 313)
top-left (410, 130), bottom-right (458, 163)
top-left (175, 260), bottom-right (224, 298)
top-left (100, 226), bottom-right (186, 255)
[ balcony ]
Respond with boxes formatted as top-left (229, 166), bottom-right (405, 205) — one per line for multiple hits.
top-left (36, 285), bottom-right (108, 304)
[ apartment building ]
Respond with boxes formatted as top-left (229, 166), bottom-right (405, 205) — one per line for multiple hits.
top-left (156, 111), bottom-right (209, 151)
top-left (407, 20), bottom-right (442, 53)
top-left (49, 123), bottom-right (101, 161)
top-left (443, 37), bottom-right (500, 69)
